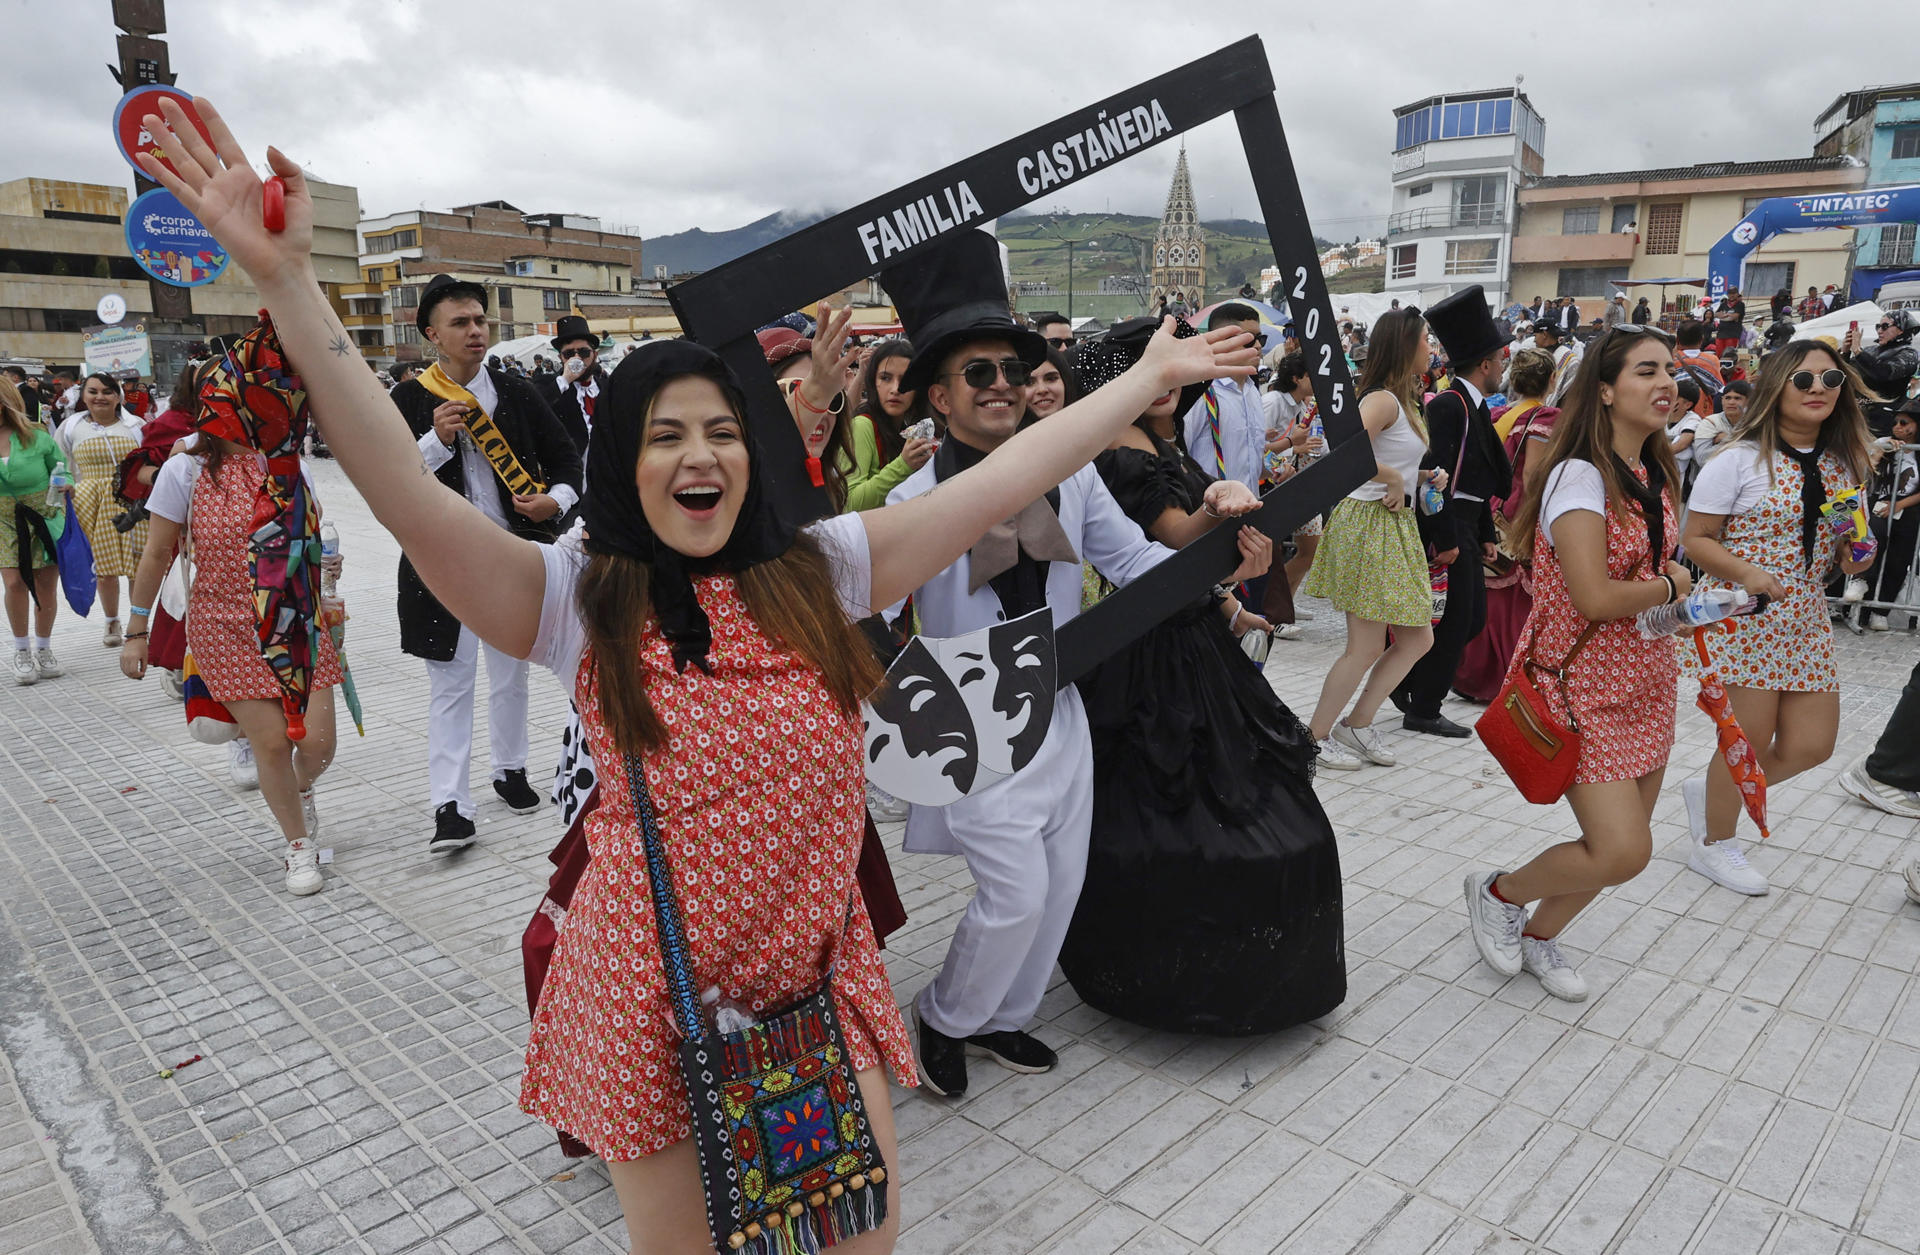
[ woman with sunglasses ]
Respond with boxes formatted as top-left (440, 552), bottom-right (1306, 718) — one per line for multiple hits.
top-left (133, 96), bottom-right (1257, 1252)
top-left (1845, 310), bottom-right (1918, 437)
top-left (763, 310), bottom-right (862, 511)
top-left (1464, 325), bottom-right (1687, 1001)
top-left (1680, 343), bottom-right (1877, 896)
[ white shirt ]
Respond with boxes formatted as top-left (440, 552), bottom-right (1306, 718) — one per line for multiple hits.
top-left (1181, 377), bottom-right (1265, 492)
top-left (1539, 460), bottom-right (1606, 548)
top-left (1669, 415), bottom-right (1702, 480)
top-left (1348, 395), bottom-right (1425, 504)
top-left (148, 452), bottom-right (319, 526)
top-left (417, 367), bottom-right (578, 525)
top-left (56, 410), bottom-right (143, 470)
top-left (528, 513), bottom-right (870, 683)
top-left (1689, 443), bottom-right (1846, 518)
top-left (1451, 378), bottom-right (1487, 504)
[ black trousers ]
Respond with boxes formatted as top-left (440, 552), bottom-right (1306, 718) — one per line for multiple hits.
top-left (1868, 511), bottom-right (1920, 607)
top-left (1402, 498), bottom-right (1489, 718)
top-left (1868, 658), bottom-right (1920, 792)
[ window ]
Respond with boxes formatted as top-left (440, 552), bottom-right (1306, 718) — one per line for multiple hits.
top-left (391, 284), bottom-right (421, 308)
top-left (1877, 222), bottom-right (1916, 268)
top-left (1445, 239), bottom-right (1499, 276)
top-left (1390, 244), bottom-right (1418, 281)
top-left (365, 267), bottom-right (383, 282)
top-left (615, 276), bottom-right (623, 292)
top-left (1562, 206), bottom-right (1600, 235)
top-left (1456, 176), bottom-right (1504, 226)
top-left (1406, 182), bottom-right (1432, 198)
top-left (1741, 261), bottom-right (1795, 299)
top-left (369, 228), bottom-right (417, 250)
top-left (1644, 203), bottom-right (1683, 255)
top-left (497, 286), bottom-right (513, 311)
top-left (542, 289), bottom-right (572, 312)
top-left (1611, 204), bottom-right (1638, 233)
top-left (394, 324), bottom-right (421, 345)
top-left (1557, 266), bottom-right (1631, 298)
top-left (1893, 126), bottom-right (1920, 161)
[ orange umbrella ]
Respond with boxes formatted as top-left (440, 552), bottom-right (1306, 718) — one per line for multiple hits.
top-left (1693, 624), bottom-right (1769, 838)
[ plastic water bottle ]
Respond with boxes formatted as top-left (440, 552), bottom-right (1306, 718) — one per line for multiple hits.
top-left (1636, 585), bottom-right (1752, 639)
top-left (45, 467), bottom-right (69, 506)
top-left (1308, 410), bottom-right (1327, 460)
top-left (320, 521), bottom-right (340, 598)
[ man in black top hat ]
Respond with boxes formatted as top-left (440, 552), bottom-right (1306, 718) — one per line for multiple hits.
top-left (1395, 284), bottom-right (1512, 737)
top-left (390, 274), bottom-right (584, 853)
top-left (545, 313), bottom-right (601, 458)
top-left (879, 229), bottom-right (1183, 1099)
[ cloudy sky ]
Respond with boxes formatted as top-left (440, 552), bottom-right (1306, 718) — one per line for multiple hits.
top-left (7, 0), bottom-right (1915, 242)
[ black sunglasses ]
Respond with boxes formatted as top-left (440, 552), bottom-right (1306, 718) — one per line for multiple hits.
top-left (944, 358), bottom-right (1032, 389)
top-left (1876, 322), bottom-right (1894, 331)
top-left (559, 346), bottom-right (595, 360)
top-left (1789, 368), bottom-right (1846, 391)
top-left (1045, 336), bottom-right (1074, 349)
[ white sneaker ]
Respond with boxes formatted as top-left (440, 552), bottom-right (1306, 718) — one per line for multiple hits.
top-left (228, 740), bottom-right (258, 790)
top-left (284, 839), bottom-right (323, 896)
top-left (1521, 935), bottom-right (1589, 1001)
top-left (11, 649), bottom-right (36, 686)
top-left (1867, 612), bottom-right (1890, 632)
top-left (1464, 871), bottom-right (1527, 977)
top-left (162, 668), bottom-right (185, 701)
top-left (103, 619), bottom-right (122, 647)
top-left (1333, 718), bottom-right (1395, 766)
top-left (300, 788), bottom-right (320, 841)
top-left (1295, 607), bottom-right (1315, 621)
top-left (1275, 623), bottom-right (1307, 640)
top-left (1682, 776), bottom-right (1708, 842)
top-left (1688, 832), bottom-right (1770, 896)
top-left (1316, 736), bottom-right (1365, 771)
top-left (33, 647), bottom-right (61, 679)
top-left (865, 782), bottom-right (910, 823)
top-left (1905, 860), bottom-right (1920, 906)
top-left (1839, 757), bottom-right (1920, 819)
top-left (1843, 577), bottom-right (1868, 604)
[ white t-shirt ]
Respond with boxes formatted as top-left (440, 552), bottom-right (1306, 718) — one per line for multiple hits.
top-left (528, 512), bottom-right (872, 685)
top-left (1688, 443), bottom-right (1828, 518)
top-left (1668, 415), bottom-right (1702, 478)
top-left (147, 452), bottom-right (319, 526)
top-left (1538, 459), bottom-right (1606, 548)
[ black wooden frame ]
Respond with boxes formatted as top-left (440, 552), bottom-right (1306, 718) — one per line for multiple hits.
top-left (669, 35), bottom-right (1375, 683)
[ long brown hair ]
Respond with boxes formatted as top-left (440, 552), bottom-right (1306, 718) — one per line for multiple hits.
top-left (1729, 339), bottom-right (1874, 488)
top-left (579, 398), bottom-right (883, 758)
top-left (1355, 308), bottom-right (1429, 441)
top-left (0, 377), bottom-right (32, 445)
top-left (1506, 328), bottom-right (1682, 561)
top-left (166, 360), bottom-right (201, 415)
top-left (855, 339), bottom-right (916, 465)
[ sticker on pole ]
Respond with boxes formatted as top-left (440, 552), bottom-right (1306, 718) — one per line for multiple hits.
top-left (113, 85), bottom-right (215, 179)
top-left (125, 188), bottom-right (229, 288)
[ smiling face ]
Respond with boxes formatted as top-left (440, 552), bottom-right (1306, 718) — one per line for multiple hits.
top-left (927, 338), bottom-right (1027, 450)
top-left (1025, 360), bottom-right (1066, 419)
top-left (82, 375), bottom-right (121, 419)
top-left (1597, 340), bottom-right (1677, 441)
top-left (1781, 347), bottom-right (1843, 429)
top-left (631, 374), bottom-right (751, 558)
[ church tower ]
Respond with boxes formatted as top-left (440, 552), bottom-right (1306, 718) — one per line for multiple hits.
top-left (1149, 144), bottom-right (1206, 314)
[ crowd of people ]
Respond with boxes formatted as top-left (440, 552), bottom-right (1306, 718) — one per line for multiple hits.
top-left (10, 93), bottom-right (1910, 1255)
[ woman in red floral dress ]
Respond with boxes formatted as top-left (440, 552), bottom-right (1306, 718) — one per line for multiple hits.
top-left (1462, 328), bottom-right (1691, 1004)
top-left (1679, 341), bottom-right (1875, 896)
top-left (135, 93), bottom-right (1260, 1255)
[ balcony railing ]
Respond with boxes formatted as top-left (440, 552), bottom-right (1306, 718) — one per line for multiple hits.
top-left (1387, 205), bottom-right (1506, 235)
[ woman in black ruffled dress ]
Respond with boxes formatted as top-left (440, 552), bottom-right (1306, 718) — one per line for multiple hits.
top-left (1058, 317), bottom-right (1346, 1035)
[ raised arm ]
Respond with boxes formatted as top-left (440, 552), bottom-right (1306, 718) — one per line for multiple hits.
top-left (137, 98), bottom-right (546, 658)
top-left (861, 322), bottom-right (1257, 610)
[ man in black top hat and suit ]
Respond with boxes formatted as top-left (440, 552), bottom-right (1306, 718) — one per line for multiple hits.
top-left (390, 274), bottom-right (584, 853)
top-left (1396, 285), bottom-right (1513, 737)
top-left (879, 229), bottom-right (1187, 1099)
top-left (544, 314), bottom-right (601, 458)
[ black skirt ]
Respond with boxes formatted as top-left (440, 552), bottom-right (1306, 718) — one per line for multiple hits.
top-left (1059, 601), bottom-right (1346, 1035)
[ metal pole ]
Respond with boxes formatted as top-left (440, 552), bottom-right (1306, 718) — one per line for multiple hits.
top-left (1066, 239), bottom-right (1074, 322)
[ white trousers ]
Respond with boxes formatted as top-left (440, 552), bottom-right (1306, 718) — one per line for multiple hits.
top-left (915, 694), bottom-right (1094, 1040)
top-left (424, 625), bottom-right (529, 817)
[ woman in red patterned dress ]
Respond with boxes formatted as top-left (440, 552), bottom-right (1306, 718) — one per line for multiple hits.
top-left (134, 95), bottom-right (1259, 1255)
top-left (1462, 328), bottom-right (1691, 1004)
top-left (120, 424), bottom-right (344, 897)
top-left (1678, 342), bottom-right (1876, 896)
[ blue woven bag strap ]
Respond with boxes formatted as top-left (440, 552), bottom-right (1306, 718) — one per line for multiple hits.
top-left (622, 753), bottom-right (706, 1040)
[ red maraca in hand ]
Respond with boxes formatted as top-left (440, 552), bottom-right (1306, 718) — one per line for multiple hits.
top-left (262, 176), bottom-right (286, 233)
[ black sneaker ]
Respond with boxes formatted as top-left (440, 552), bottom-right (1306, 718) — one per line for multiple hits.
top-left (492, 769), bottom-right (543, 814)
top-left (966, 1030), bottom-right (1058, 1075)
top-left (429, 802), bottom-right (477, 855)
top-left (914, 1012), bottom-right (967, 1098)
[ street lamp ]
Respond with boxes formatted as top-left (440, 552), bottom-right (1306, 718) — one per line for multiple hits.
top-left (1032, 213), bottom-right (1112, 322)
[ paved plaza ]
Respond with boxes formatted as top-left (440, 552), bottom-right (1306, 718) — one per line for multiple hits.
top-left (3, 458), bottom-right (1919, 1255)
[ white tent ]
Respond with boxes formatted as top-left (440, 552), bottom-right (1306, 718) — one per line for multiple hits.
top-left (1793, 300), bottom-right (1885, 345)
top-left (1326, 287), bottom-right (1456, 330)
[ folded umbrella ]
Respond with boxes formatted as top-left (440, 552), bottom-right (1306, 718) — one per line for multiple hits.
top-left (1692, 624), bottom-right (1769, 838)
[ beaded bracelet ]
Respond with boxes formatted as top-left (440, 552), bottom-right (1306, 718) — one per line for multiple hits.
top-left (123, 631), bottom-right (148, 640)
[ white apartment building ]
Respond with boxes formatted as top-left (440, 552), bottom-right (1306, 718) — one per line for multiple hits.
top-left (1383, 88), bottom-right (1545, 308)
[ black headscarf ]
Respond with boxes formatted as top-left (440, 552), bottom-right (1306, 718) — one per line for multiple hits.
top-left (581, 340), bottom-right (798, 673)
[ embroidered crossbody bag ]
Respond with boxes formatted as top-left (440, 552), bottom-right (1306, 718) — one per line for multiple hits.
top-left (622, 755), bottom-right (890, 1255)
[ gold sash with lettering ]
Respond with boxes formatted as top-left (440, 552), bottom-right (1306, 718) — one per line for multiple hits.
top-left (419, 364), bottom-right (547, 495)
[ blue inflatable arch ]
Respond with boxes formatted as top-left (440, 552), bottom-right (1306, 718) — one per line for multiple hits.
top-left (1707, 184), bottom-right (1920, 302)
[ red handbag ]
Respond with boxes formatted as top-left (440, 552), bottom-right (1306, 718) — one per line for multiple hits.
top-left (1476, 619), bottom-right (1599, 804)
